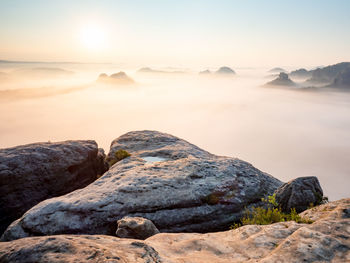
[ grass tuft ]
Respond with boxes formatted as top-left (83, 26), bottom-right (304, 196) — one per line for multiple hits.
top-left (109, 149), bottom-right (131, 166)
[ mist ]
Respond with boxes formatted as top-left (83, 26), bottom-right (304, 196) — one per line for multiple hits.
top-left (0, 63), bottom-right (349, 200)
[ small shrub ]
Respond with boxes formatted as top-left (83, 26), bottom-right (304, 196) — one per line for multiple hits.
top-left (230, 194), bottom-right (313, 229)
top-left (109, 149), bottom-right (131, 166)
top-left (241, 206), bottom-right (289, 225)
top-left (230, 223), bottom-right (242, 230)
top-left (261, 193), bottom-right (278, 208)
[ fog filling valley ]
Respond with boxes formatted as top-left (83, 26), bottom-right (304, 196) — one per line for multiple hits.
top-left (1, 63), bottom-right (349, 200)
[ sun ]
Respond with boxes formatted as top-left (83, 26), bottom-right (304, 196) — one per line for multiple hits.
top-left (79, 23), bottom-right (108, 51)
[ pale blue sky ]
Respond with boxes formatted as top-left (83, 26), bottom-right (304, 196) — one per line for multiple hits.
top-left (1, 0), bottom-right (349, 67)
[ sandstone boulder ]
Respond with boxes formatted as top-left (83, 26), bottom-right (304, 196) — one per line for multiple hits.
top-left (1, 130), bottom-right (282, 240)
top-left (0, 140), bottom-right (108, 235)
top-left (0, 199), bottom-right (348, 262)
top-left (0, 235), bottom-right (162, 263)
top-left (275, 176), bottom-right (323, 213)
top-left (116, 216), bottom-right (159, 240)
top-left (147, 198), bottom-right (350, 263)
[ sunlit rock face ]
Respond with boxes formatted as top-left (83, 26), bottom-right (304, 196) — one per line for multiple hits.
top-left (0, 140), bottom-right (108, 235)
top-left (1, 130), bottom-right (282, 241)
top-left (97, 71), bottom-right (134, 84)
top-left (0, 199), bottom-right (349, 263)
top-left (266, 72), bottom-right (296, 87)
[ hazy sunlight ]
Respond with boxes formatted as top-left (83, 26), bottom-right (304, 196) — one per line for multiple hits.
top-left (78, 23), bottom-right (108, 51)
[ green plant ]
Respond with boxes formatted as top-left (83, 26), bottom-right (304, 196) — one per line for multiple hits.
top-left (230, 223), bottom-right (242, 230)
top-left (230, 194), bottom-right (313, 229)
top-left (109, 149), bottom-right (131, 166)
top-left (261, 193), bottom-right (278, 208)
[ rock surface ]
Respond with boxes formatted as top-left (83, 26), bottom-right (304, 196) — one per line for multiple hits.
top-left (147, 198), bottom-right (350, 263)
top-left (0, 235), bottom-right (162, 263)
top-left (1, 130), bottom-right (282, 240)
top-left (275, 176), bottom-right (323, 213)
top-left (116, 217), bottom-right (159, 240)
top-left (0, 140), bottom-right (108, 235)
top-left (0, 199), bottom-right (349, 262)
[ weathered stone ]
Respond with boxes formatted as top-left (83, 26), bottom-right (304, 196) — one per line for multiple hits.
top-left (0, 140), bottom-right (108, 235)
top-left (1, 130), bottom-right (282, 240)
top-left (116, 216), bottom-right (159, 240)
top-left (275, 176), bottom-right (323, 213)
top-left (0, 199), bottom-right (349, 263)
top-left (0, 235), bottom-right (162, 263)
top-left (147, 199), bottom-right (350, 263)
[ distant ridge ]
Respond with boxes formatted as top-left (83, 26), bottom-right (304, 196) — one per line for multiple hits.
top-left (0, 59), bottom-right (112, 65)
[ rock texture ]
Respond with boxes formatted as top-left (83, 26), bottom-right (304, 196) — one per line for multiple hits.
top-left (0, 140), bottom-right (108, 235)
top-left (0, 235), bottom-right (162, 263)
top-left (0, 199), bottom-right (349, 262)
top-left (1, 130), bottom-right (282, 240)
top-left (116, 217), bottom-right (159, 240)
top-left (147, 198), bottom-right (350, 263)
top-left (275, 176), bottom-right (323, 213)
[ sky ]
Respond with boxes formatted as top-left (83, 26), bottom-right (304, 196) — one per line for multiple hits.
top-left (1, 0), bottom-right (350, 68)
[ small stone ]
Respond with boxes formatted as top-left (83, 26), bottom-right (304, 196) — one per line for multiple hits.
top-left (116, 217), bottom-right (159, 240)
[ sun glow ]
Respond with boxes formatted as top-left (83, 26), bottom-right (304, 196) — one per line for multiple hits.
top-left (79, 23), bottom-right (108, 51)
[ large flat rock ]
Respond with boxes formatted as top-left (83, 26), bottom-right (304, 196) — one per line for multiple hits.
top-left (0, 140), bottom-right (107, 235)
top-left (0, 199), bottom-right (349, 263)
top-left (147, 198), bottom-right (350, 263)
top-left (0, 235), bottom-right (161, 263)
top-left (1, 130), bottom-right (282, 240)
